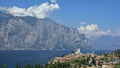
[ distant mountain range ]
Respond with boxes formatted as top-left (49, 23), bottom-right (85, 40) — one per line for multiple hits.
top-left (92, 35), bottom-right (120, 50)
top-left (0, 11), bottom-right (92, 51)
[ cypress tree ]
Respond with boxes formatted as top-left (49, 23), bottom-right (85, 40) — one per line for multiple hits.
top-left (2, 64), bottom-right (6, 68)
top-left (16, 62), bottom-right (20, 68)
top-left (25, 64), bottom-right (31, 68)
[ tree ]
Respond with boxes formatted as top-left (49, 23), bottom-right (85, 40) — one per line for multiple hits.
top-left (16, 62), bottom-right (20, 68)
top-left (35, 64), bottom-right (44, 68)
top-left (2, 64), bottom-right (6, 68)
top-left (25, 64), bottom-right (31, 68)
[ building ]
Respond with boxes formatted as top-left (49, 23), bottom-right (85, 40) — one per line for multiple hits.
top-left (102, 65), bottom-right (108, 68)
top-left (75, 48), bottom-right (81, 54)
top-left (50, 48), bottom-right (82, 64)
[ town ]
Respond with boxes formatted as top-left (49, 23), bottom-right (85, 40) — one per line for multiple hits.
top-left (49, 48), bottom-right (120, 68)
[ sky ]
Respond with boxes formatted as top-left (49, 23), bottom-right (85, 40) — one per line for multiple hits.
top-left (0, 0), bottom-right (120, 38)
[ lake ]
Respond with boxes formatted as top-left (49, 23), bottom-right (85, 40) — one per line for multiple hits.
top-left (0, 50), bottom-right (112, 68)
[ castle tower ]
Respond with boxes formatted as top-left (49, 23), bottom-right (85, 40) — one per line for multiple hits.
top-left (75, 48), bottom-right (81, 54)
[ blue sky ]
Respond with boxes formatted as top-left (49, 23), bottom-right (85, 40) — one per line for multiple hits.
top-left (0, 0), bottom-right (120, 37)
top-left (52, 0), bottom-right (120, 28)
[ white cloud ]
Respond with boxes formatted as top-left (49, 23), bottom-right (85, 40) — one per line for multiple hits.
top-left (77, 23), bottom-right (111, 39)
top-left (51, 0), bottom-right (57, 3)
top-left (78, 24), bottom-right (99, 34)
top-left (0, 2), bottom-right (59, 19)
top-left (86, 24), bottom-right (98, 31)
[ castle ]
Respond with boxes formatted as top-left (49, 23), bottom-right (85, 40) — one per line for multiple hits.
top-left (75, 48), bottom-right (81, 54)
top-left (50, 48), bottom-right (82, 64)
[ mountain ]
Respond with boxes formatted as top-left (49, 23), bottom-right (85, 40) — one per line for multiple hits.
top-left (92, 35), bottom-right (120, 50)
top-left (0, 11), bottom-right (92, 50)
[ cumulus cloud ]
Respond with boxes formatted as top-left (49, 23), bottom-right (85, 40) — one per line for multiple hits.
top-left (78, 24), bottom-right (98, 33)
top-left (77, 23), bottom-right (111, 39)
top-left (0, 2), bottom-right (59, 19)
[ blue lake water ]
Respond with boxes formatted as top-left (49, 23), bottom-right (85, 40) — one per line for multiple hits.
top-left (0, 50), bottom-right (112, 68)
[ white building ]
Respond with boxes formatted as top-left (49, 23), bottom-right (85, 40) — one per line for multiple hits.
top-left (102, 65), bottom-right (108, 68)
top-left (75, 48), bottom-right (81, 54)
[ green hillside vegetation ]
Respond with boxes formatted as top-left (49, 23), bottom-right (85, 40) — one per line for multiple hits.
top-left (112, 49), bottom-right (120, 57)
top-left (115, 63), bottom-right (120, 68)
top-left (2, 63), bottom-right (70, 68)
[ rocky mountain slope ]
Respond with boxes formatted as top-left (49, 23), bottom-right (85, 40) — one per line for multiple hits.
top-left (0, 11), bottom-right (92, 50)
